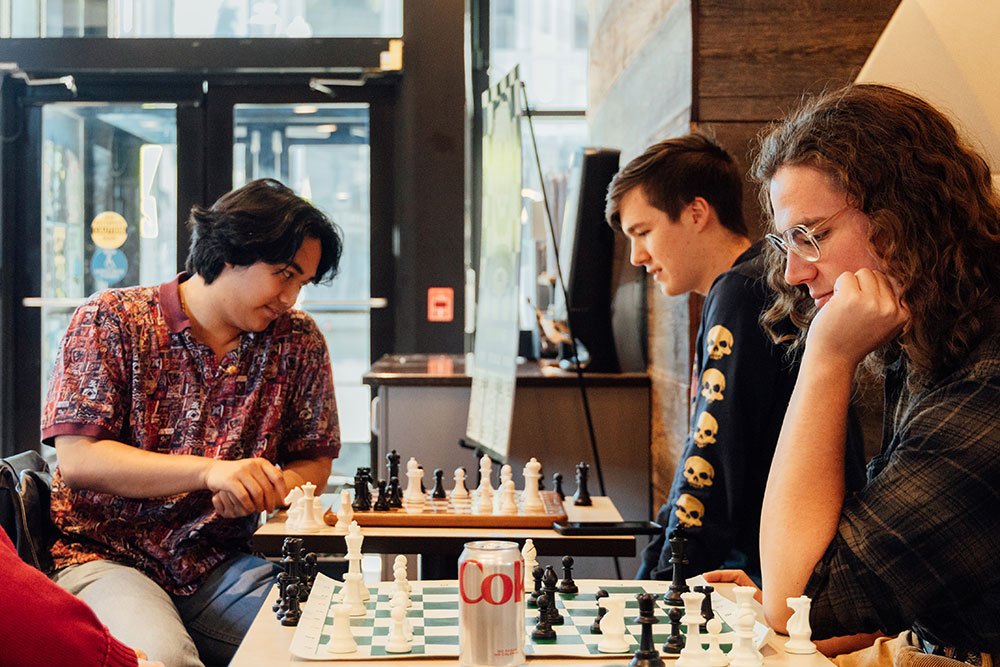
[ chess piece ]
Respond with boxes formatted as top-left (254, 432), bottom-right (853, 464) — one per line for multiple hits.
top-left (281, 537), bottom-right (305, 583)
top-left (591, 589), bottom-right (610, 633)
top-left (373, 479), bottom-right (391, 511)
top-left (418, 465), bottom-right (427, 495)
top-left (784, 595), bottom-right (817, 654)
top-left (431, 469), bottom-right (447, 499)
top-left (351, 468), bottom-right (371, 511)
top-left (342, 572), bottom-right (367, 616)
top-left (386, 450), bottom-right (400, 490)
top-left (557, 555), bottom-right (578, 594)
top-left (284, 483), bottom-right (325, 532)
top-left (573, 462), bottom-right (592, 506)
top-left (387, 476), bottom-right (403, 508)
top-left (344, 521), bottom-right (370, 602)
top-left (280, 580), bottom-right (302, 626)
top-left (478, 455), bottom-right (494, 497)
top-left (597, 595), bottom-right (630, 653)
top-left (662, 606), bottom-right (685, 655)
top-left (531, 593), bottom-right (556, 640)
top-left (334, 488), bottom-right (353, 534)
top-left (325, 602), bottom-right (358, 654)
top-left (393, 554), bottom-right (412, 599)
top-left (404, 457), bottom-right (423, 503)
top-left (302, 552), bottom-right (317, 597)
top-left (630, 592), bottom-right (665, 667)
top-left (665, 533), bottom-right (690, 606)
top-left (521, 457), bottom-right (545, 512)
top-left (474, 473), bottom-right (493, 513)
top-left (498, 479), bottom-right (518, 514)
top-left (385, 602), bottom-right (413, 653)
top-left (694, 584), bottom-right (715, 631)
top-left (729, 612), bottom-right (763, 667)
top-left (527, 565), bottom-right (544, 607)
top-left (552, 472), bottom-right (565, 501)
top-left (706, 617), bottom-right (730, 667)
top-left (273, 571), bottom-right (291, 618)
top-left (733, 586), bottom-right (758, 621)
top-left (521, 539), bottom-right (538, 591)
top-left (542, 566), bottom-right (564, 625)
top-left (451, 467), bottom-right (470, 501)
top-left (676, 591), bottom-right (709, 667)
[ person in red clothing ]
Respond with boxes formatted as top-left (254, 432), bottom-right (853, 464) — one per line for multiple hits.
top-left (1, 528), bottom-right (163, 667)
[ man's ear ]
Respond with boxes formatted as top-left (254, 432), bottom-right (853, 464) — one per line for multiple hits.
top-left (688, 197), bottom-right (712, 229)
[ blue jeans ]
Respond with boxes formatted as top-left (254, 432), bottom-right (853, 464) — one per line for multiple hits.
top-left (53, 553), bottom-right (280, 667)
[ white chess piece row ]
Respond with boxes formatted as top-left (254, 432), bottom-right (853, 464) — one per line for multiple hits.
top-left (396, 455), bottom-right (547, 516)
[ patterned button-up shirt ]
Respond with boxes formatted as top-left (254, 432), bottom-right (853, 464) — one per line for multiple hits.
top-left (42, 274), bottom-right (339, 595)
top-left (805, 334), bottom-right (1000, 653)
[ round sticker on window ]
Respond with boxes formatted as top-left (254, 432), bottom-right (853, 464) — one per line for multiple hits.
top-left (91, 211), bottom-right (128, 249)
top-left (91, 248), bottom-right (128, 285)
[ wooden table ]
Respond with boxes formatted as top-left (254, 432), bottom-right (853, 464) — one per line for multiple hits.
top-left (253, 496), bottom-right (635, 579)
top-left (230, 581), bottom-right (835, 667)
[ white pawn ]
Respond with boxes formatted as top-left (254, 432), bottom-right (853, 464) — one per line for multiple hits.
top-left (390, 589), bottom-right (414, 638)
top-left (676, 591), bottom-right (709, 667)
top-left (333, 488), bottom-right (353, 534)
top-left (341, 572), bottom-right (367, 617)
top-left (385, 602), bottom-right (413, 653)
top-left (597, 596), bottom-right (629, 653)
top-left (325, 603), bottom-right (358, 654)
top-left (392, 555), bottom-right (412, 597)
top-left (478, 455), bottom-right (494, 500)
top-left (706, 617), bottom-right (729, 667)
top-left (404, 457), bottom-right (423, 503)
top-left (521, 539), bottom-right (537, 590)
top-left (521, 457), bottom-right (544, 512)
top-left (784, 595), bottom-right (817, 654)
top-left (451, 467), bottom-right (470, 500)
top-left (497, 479), bottom-right (518, 514)
top-left (729, 612), bottom-right (764, 667)
top-left (475, 474), bottom-right (493, 513)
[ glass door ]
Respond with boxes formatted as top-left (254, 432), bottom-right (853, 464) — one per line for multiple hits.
top-left (36, 102), bottom-right (179, 400)
top-left (233, 103), bottom-right (374, 479)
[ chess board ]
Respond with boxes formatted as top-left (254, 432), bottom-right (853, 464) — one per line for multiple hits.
top-left (324, 490), bottom-right (568, 528)
top-left (289, 575), bottom-right (772, 661)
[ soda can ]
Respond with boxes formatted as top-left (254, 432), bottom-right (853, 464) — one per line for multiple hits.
top-left (458, 540), bottom-right (525, 666)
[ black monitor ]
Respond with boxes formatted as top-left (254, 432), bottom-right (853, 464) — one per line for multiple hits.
top-left (551, 147), bottom-right (621, 372)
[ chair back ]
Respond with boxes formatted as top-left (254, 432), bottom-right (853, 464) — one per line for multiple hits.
top-left (0, 450), bottom-right (54, 571)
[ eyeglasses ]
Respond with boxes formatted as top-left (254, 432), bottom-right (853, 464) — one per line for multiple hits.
top-left (765, 204), bottom-right (853, 262)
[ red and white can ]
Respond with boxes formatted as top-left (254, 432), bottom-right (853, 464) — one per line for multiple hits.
top-left (458, 540), bottom-right (526, 666)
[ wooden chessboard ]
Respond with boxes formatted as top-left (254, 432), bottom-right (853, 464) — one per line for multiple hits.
top-left (323, 491), bottom-right (568, 528)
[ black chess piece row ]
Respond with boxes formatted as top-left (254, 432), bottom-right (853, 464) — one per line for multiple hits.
top-left (275, 537), bottom-right (317, 626)
top-left (526, 556), bottom-right (577, 608)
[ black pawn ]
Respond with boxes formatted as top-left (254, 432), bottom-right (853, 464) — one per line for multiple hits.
top-left (273, 572), bottom-right (291, 617)
top-left (665, 533), bottom-right (689, 606)
top-left (590, 588), bottom-right (610, 634)
top-left (552, 472), bottom-right (565, 501)
top-left (662, 606), bottom-right (685, 655)
top-left (280, 580), bottom-right (302, 626)
top-left (542, 566), bottom-right (564, 625)
top-left (629, 592), bottom-right (664, 667)
top-left (387, 476), bottom-right (403, 508)
top-left (527, 565), bottom-right (544, 607)
top-left (431, 468), bottom-right (447, 499)
top-left (531, 593), bottom-right (556, 640)
top-left (303, 552), bottom-right (317, 597)
top-left (557, 555), bottom-right (578, 594)
top-left (573, 462), bottom-right (592, 506)
top-left (694, 584), bottom-right (714, 631)
top-left (373, 479), bottom-right (391, 511)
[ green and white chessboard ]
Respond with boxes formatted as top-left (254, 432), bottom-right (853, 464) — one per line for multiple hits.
top-left (289, 575), bottom-right (772, 661)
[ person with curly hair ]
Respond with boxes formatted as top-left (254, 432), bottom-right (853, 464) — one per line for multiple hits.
top-left (706, 84), bottom-right (1000, 664)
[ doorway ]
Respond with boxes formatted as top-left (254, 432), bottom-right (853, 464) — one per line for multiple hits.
top-left (1, 75), bottom-right (395, 472)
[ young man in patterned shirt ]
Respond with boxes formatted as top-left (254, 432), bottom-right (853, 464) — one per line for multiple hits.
top-left (707, 85), bottom-right (1000, 663)
top-left (42, 178), bottom-right (343, 667)
top-left (607, 133), bottom-right (866, 583)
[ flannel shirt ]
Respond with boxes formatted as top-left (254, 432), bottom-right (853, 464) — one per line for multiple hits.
top-left (42, 274), bottom-right (339, 595)
top-left (806, 331), bottom-right (1000, 653)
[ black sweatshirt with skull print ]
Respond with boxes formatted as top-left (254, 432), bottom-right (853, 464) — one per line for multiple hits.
top-left (638, 242), bottom-right (867, 582)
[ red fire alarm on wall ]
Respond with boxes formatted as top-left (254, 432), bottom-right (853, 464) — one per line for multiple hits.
top-left (427, 287), bottom-right (454, 322)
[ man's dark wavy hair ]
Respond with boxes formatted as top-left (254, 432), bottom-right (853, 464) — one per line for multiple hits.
top-left (755, 84), bottom-right (1000, 381)
top-left (185, 178), bottom-right (343, 284)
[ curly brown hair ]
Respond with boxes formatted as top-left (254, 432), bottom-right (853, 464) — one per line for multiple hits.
top-left (755, 84), bottom-right (1000, 381)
